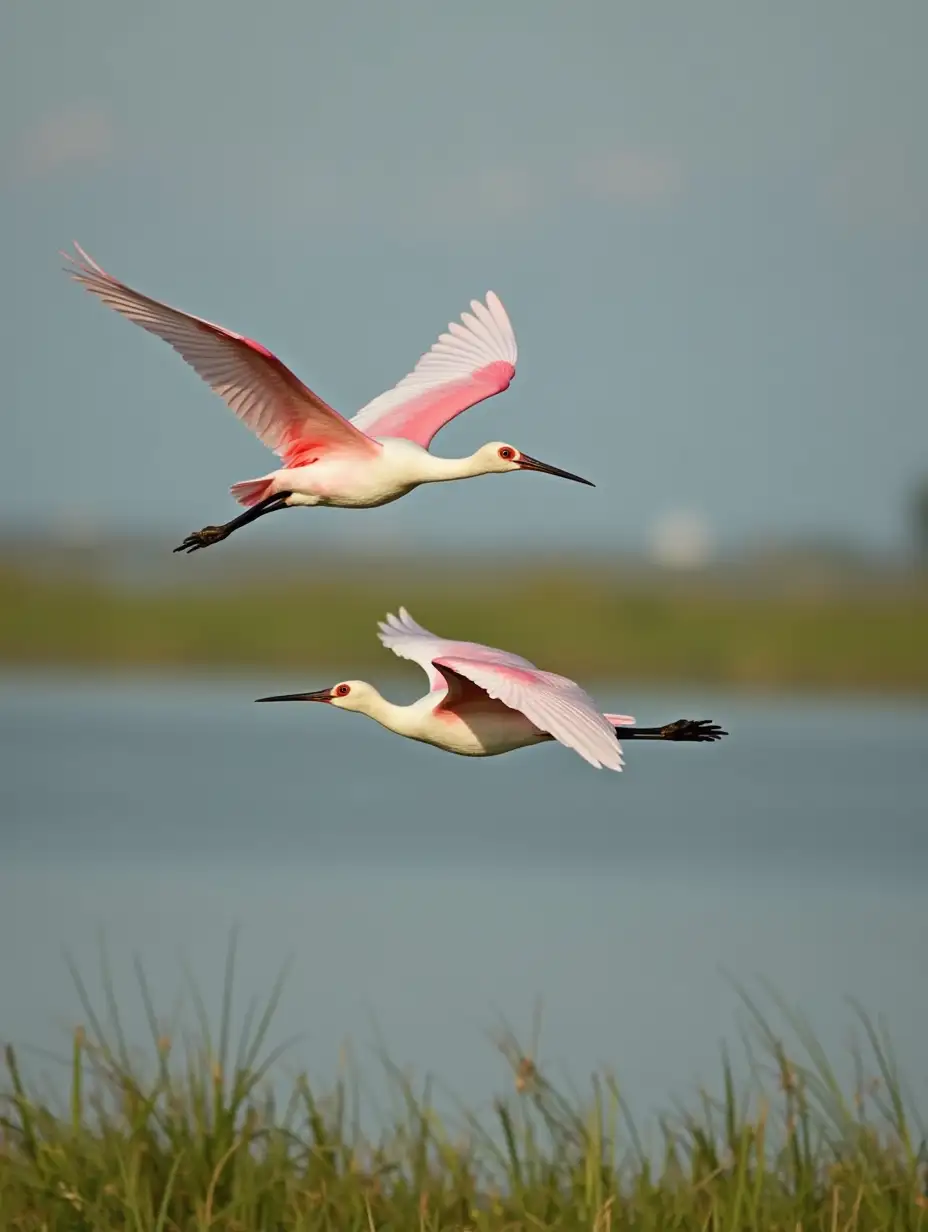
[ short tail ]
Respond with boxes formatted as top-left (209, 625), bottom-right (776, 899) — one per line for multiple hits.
top-left (229, 476), bottom-right (276, 507)
top-left (604, 713), bottom-right (636, 728)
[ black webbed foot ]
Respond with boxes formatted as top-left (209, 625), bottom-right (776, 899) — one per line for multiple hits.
top-left (172, 524), bottom-right (231, 554)
top-left (172, 492), bottom-right (293, 555)
top-left (660, 719), bottom-right (728, 742)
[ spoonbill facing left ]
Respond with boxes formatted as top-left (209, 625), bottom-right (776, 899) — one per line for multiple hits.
top-left (255, 607), bottom-right (728, 771)
top-left (64, 244), bottom-right (593, 554)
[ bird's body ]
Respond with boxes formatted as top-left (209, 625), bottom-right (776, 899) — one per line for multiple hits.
top-left (63, 244), bottom-right (592, 552)
top-left (256, 607), bottom-right (727, 771)
top-left (232, 436), bottom-right (514, 511)
top-left (326, 686), bottom-right (549, 759)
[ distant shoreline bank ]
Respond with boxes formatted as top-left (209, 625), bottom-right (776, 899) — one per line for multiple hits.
top-left (3, 564), bottom-right (926, 694)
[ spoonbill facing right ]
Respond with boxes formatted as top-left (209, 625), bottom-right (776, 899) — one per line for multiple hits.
top-left (64, 244), bottom-right (593, 554)
top-left (255, 608), bottom-right (728, 771)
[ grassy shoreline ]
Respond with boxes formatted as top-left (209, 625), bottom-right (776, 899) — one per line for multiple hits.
top-left (3, 565), bottom-right (927, 694)
top-left (1, 954), bottom-right (925, 1229)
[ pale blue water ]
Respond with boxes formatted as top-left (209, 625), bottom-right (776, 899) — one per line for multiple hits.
top-left (1, 670), bottom-right (926, 1126)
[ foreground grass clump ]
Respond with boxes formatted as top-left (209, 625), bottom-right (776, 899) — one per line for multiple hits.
top-left (0, 958), bottom-right (925, 1230)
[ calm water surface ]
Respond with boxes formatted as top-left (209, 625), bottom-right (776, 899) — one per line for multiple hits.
top-left (1, 669), bottom-right (926, 1123)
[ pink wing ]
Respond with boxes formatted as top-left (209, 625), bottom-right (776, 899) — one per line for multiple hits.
top-left (350, 292), bottom-right (517, 449)
top-left (376, 607), bottom-right (623, 771)
top-left (64, 243), bottom-right (380, 468)
top-left (433, 657), bottom-right (624, 771)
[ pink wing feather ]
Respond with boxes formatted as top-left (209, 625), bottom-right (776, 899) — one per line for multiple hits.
top-left (377, 607), bottom-right (624, 771)
top-left (64, 243), bottom-right (380, 467)
top-left (433, 657), bottom-right (624, 771)
top-left (350, 293), bottom-right (517, 449)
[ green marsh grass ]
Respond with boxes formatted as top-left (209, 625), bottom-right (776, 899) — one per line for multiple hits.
top-left (2, 561), bottom-right (927, 692)
top-left (1, 943), bottom-right (925, 1230)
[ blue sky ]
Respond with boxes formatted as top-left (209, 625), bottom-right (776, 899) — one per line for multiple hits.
top-left (2, 0), bottom-right (926, 554)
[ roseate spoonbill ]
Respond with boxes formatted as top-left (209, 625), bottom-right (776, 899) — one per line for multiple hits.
top-left (255, 607), bottom-right (728, 771)
top-left (63, 244), bottom-right (593, 554)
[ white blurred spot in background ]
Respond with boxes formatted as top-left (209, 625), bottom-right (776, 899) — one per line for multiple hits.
top-left (648, 510), bottom-right (713, 569)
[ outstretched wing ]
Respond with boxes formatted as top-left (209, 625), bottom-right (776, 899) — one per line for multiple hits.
top-left (350, 293), bottom-right (517, 449)
top-left (432, 656), bottom-right (624, 772)
top-left (377, 605), bottom-right (538, 693)
top-left (376, 607), bottom-right (622, 771)
top-left (64, 243), bottom-right (380, 468)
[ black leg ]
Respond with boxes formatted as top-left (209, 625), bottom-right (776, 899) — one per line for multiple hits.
top-left (616, 719), bottom-right (728, 743)
top-left (173, 493), bottom-right (292, 554)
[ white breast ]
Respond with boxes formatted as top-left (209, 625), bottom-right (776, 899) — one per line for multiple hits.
top-left (281, 439), bottom-right (430, 509)
top-left (411, 699), bottom-right (551, 758)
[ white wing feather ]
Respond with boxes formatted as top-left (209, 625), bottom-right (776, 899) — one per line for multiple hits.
top-left (377, 606), bottom-right (537, 692)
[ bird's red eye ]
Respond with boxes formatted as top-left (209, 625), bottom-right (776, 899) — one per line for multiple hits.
top-left (334, 684), bottom-right (351, 697)
top-left (498, 447), bottom-right (516, 461)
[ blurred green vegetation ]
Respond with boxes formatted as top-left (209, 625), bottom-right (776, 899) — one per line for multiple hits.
top-left (1, 949), bottom-right (925, 1230)
top-left (2, 562), bottom-right (927, 692)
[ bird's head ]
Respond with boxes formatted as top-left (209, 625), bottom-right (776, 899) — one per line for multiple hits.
top-left (476, 441), bottom-right (594, 487)
top-left (255, 680), bottom-right (377, 713)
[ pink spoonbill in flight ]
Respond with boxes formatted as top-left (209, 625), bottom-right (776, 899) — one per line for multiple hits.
top-left (255, 607), bottom-right (728, 771)
top-left (64, 244), bottom-right (593, 554)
